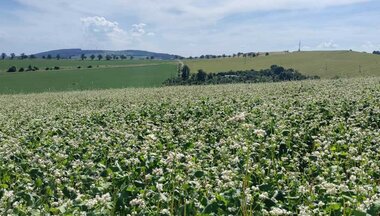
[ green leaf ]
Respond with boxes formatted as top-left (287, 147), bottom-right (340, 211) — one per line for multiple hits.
top-left (259, 184), bottom-right (273, 192)
top-left (351, 209), bottom-right (367, 216)
top-left (58, 205), bottom-right (66, 214)
top-left (368, 202), bottom-right (380, 216)
top-left (50, 208), bottom-right (60, 215)
top-left (194, 171), bottom-right (204, 178)
top-left (264, 198), bottom-right (276, 209)
top-left (329, 202), bottom-right (341, 211)
top-left (216, 194), bottom-right (228, 206)
top-left (203, 202), bottom-right (218, 214)
top-left (274, 190), bottom-right (285, 201)
top-left (35, 178), bottom-right (43, 187)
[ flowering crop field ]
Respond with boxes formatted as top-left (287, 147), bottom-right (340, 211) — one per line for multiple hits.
top-left (0, 78), bottom-right (380, 215)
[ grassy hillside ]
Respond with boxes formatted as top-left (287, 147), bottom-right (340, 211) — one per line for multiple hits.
top-left (0, 59), bottom-right (167, 72)
top-left (0, 63), bottom-right (177, 94)
top-left (185, 51), bottom-right (380, 78)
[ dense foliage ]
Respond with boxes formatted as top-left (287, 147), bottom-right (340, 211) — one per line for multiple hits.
top-left (373, 51), bottom-right (380, 55)
top-left (0, 78), bottom-right (380, 215)
top-left (164, 65), bottom-right (319, 86)
top-left (7, 65), bottom-right (42, 73)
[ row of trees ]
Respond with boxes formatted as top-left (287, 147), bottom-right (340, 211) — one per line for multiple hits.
top-left (7, 65), bottom-right (39, 72)
top-left (78, 54), bottom-right (146, 61)
top-left (373, 51), bottom-right (380, 55)
top-left (175, 52), bottom-right (270, 60)
top-left (1, 53), bottom-right (155, 60)
top-left (1, 53), bottom-right (38, 60)
top-left (1, 53), bottom-right (16, 60)
top-left (7, 65), bottom-right (61, 72)
top-left (164, 65), bottom-right (319, 86)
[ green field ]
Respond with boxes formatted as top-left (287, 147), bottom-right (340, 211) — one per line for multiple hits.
top-left (1, 51), bottom-right (380, 94)
top-left (0, 61), bottom-right (177, 94)
top-left (0, 59), bottom-right (165, 72)
top-left (185, 51), bottom-right (380, 78)
top-left (0, 78), bottom-right (379, 215)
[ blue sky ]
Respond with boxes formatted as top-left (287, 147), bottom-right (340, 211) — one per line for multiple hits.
top-left (0, 0), bottom-right (379, 56)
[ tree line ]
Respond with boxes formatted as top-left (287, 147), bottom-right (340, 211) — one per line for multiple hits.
top-left (174, 51), bottom-right (278, 60)
top-left (0, 53), bottom-right (155, 60)
top-left (6, 65), bottom-right (61, 73)
top-left (373, 51), bottom-right (380, 55)
top-left (164, 65), bottom-right (319, 86)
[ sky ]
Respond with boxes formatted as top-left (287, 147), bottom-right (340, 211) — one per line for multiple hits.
top-left (0, 0), bottom-right (379, 56)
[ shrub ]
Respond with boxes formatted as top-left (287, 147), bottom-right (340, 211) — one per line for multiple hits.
top-left (7, 66), bottom-right (17, 72)
top-left (54, 66), bottom-right (60, 70)
top-left (88, 65), bottom-right (93, 68)
top-left (19, 67), bottom-right (25, 72)
top-left (26, 65), bottom-right (33, 71)
top-left (164, 65), bottom-right (319, 86)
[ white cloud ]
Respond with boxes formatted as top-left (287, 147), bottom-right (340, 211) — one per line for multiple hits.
top-left (130, 23), bottom-right (147, 37)
top-left (1, 0), bottom-right (377, 55)
top-left (80, 17), bottom-right (154, 49)
top-left (318, 40), bottom-right (339, 49)
top-left (361, 41), bottom-right (380, 50)
top-left (81, 16), bottom-right (126, 40)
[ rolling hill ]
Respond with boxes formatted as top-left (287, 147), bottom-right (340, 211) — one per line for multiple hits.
top-left (33, 49), bottom-right (180, 60)
top-left (185, 51), bottom-right (380, 79)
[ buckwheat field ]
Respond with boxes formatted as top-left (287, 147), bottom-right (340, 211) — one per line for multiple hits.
top-left (0, 78), bottom-right (379, 215)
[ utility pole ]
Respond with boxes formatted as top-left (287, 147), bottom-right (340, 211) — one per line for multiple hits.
top-left (298, 41), bottom-right (301, 52)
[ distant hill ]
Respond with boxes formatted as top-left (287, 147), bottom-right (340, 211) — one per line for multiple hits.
top-left (33, 49), bottom-right (180, 60)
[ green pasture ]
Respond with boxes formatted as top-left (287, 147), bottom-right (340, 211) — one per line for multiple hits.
top-left (0, 63), bottom-right (177, 94)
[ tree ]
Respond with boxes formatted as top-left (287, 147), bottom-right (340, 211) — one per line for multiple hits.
top-left (29, 55), bottom-right (36, 59)
top-left (10, 53), bottom-right (15, 60)
top-left (47, 54), bottom-right (52, 60)
top-left (1, 53), bottom-right (6, 60)
top-left (130, 56), bottom-right (134, 60)
top-left (265, 52), bottom-right (269, 56)
top-left (271, 65), bottom-right (285, 75)
top-left (81, 54), bottom-right (87, 61)
top-left (106, 55), bottom-right (112, 61)
top-left (120, 55), bottom-right (127, 60)
top-left (20, 53), bottom-right (27, 59)
top-left (56, 54), bottom-right (61, 60)
top-left (26, 65), bottom-right (33, 71)
top-left (181, 65), bottom-right (190, 80)
top-left (7, 66), bottom-right (17, 72)
top-left (150, 56), bottom-right (154, 60)
top-left (90, 54), bottom-right (96, 60)
top-left (196, 69), bottom-right (207, 82)
top-left (97, 54), bottom-right (103, 61)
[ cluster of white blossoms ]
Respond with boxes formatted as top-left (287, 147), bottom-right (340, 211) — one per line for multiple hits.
top-left (0, 78), bottom-right (379, 215)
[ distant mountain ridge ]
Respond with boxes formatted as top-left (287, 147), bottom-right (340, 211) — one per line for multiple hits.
top-left (33, 49), bottom-right (180, 60)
